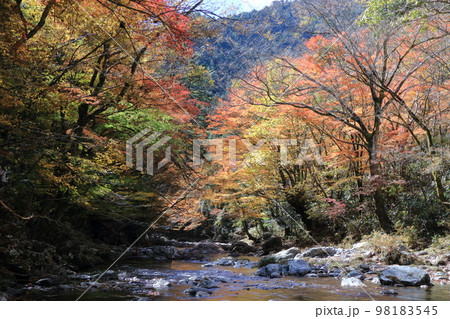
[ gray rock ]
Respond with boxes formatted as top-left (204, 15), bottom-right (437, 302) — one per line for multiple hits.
top-left (215, 257), bottom-right (235, 266)
top-left (198, 278), bottom-right (218, 289)
top-left (341, 277), bottom-right (366, 287)
top-left (380, 266), bottom-right (431, 286)
top-left (149, 278), bottom-right (171, 290)
top-left (272, 247), bottom-right (300, 261)
top-left (183, 287), bottom-right (212, 296)
top-left (287, 259), bottom-right (311, 276)
top-left (297, 247), bottom-right (337, 258)
top-left (255, 263), bottom-right (283, 278)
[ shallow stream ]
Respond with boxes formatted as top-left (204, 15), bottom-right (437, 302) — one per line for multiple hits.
top-left (21, 255), bottom-right (450, 301)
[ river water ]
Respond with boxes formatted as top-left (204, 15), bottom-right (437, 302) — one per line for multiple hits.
top-left (20, 255), bottom-right (450, 301)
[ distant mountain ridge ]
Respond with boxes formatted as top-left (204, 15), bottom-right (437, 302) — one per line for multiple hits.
top-left (195, 0), bottom-right (361, 97)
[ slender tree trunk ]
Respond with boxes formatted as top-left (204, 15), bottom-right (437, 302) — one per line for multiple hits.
top-left (425, 134), bottom-right (449, 209)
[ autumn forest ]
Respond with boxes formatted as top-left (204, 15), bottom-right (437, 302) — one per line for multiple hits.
top-left (0, 0), bottom-right (449, 301)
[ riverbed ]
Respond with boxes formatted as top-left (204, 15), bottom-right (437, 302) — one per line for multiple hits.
top-left (19, 255), bottom-right (450, 301)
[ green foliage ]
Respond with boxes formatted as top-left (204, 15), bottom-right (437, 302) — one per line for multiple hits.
top-left (99, 108), bottom-right (177, 139)
top-left (359, 0), bottom-right (430, 25)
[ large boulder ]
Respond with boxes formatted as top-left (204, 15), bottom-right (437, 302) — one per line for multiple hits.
top-left (379, 266), bottom-right (431, 286)
top-left (287, 259), bottom-right (311, 276)
top-left (272, 247), bottom-right (300, 261)
top-left (230, 241), bottom-right (256, 254)
top-left (255, 263), bottom-right (284, 278)
top-left (262, 236), bottom-right (283, 255)
top-left (298, 247), bottom-right (337, 258)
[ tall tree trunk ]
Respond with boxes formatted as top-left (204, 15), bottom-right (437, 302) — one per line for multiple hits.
top-left (367, 133), bottom-right (394, 233)
top-left (286, 191), bottom-right (312, 230)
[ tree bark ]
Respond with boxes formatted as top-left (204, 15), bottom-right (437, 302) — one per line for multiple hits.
top-left (367, 133), bottom-right (394, 233)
